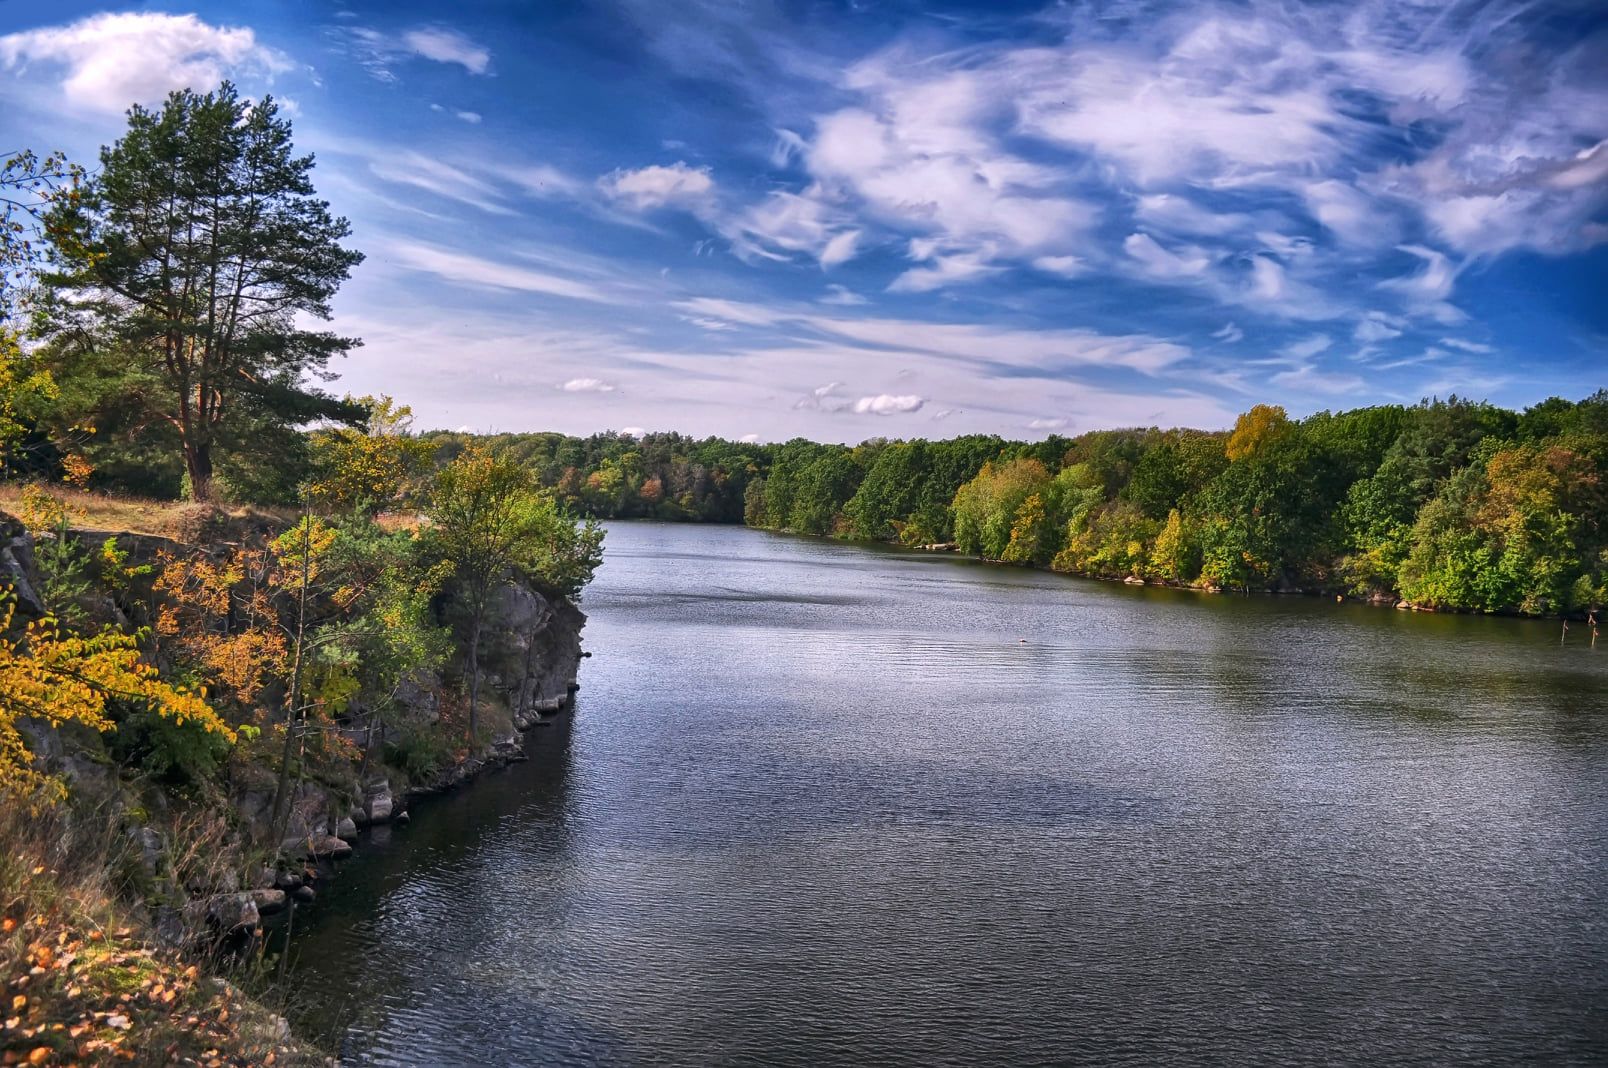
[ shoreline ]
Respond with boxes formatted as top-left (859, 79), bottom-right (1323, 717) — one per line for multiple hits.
top-left (747, 523), bottom-right (1593, 623)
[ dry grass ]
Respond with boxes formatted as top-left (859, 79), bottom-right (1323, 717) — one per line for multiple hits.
top-left (0, 802), bottom-right (322, 1066)
top-left (0, 485), bottom-right (296, 543)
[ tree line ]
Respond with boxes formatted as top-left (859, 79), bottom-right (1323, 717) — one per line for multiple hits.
top-left (741, 397), bottom-right (1607, 617)
top-left (407, 395), bottom-right (1606, 619)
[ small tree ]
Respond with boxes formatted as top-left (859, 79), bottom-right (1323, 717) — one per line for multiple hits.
top-left (426, 445), bottom-right (542, 742)
top-left (0, 599), bottom-right (230, 806)
top-left (44, 84), bottom-right (363, 500)
top-left (307, 395), bottom-right (432, 516)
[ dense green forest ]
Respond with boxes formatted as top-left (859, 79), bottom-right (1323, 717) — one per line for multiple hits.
top-left (412, 397), bottom-right (1608, 618)
top-left (748, 397), bottom-right (1608, 616)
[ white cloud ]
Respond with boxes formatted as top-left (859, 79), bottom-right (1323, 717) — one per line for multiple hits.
top-left (1032, 255), bottom-right (1087, 278)
top-left (400, 27), bottom-right (490, 74)
top-left (1304, 180), bottom-right (1393, 248)
top-left (853, 394), bottom-right (925, 415)
top-left (455, 110), bottom-right (482, 124)
top-left (819, 284), bottom-right (868, 306)
top-left (561, 378), bottom-right (616, 393)
top-left (887, 249), bottom-right (1001, 293)
top-left (382, 240), bottom-right (620, 303)
top-left (1271, 364), bottom-right (1365, 395)
top-left (1380, 245), bottom-right (1458, 304)
top-left (601, 162), bottom-right (715, 211)
top-left (343, 24), bottom-right (491, 81)
top-left (1438, 337), bottom-right (1495, 354)
top-left (671, 297), bottom-right (1193, 377)
top-left (1354, 312), bottom-right (1405, 343)
top-left (739, 432), bottom-right (761, 443)
top-left (672, 297), bottom-right (785, 327)
top-left (0, 12), bottom-right (291, 113)
top-left (1280, 335), bottom-right (1333, 361)
top-left (726, 187), bottom-right (859, 266)
top-left (1212, 322), bottom-right (1244, 344)
top-left (1027, 417), bottom-right (1068, 430)
top-left (365, 148), bottom-right (516, 215)
top-left (1135, 194), bottom-right (1252, 237)
top-left (1124, 233), bottom-right (1211, 278)
top-left (819, 229), bottom-right (862, 268)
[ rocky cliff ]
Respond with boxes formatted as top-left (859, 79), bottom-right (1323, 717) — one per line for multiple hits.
top-left (0, 508), bottom-right (588, 943)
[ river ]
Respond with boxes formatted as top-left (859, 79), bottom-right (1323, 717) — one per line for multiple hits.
top-left (285, 521), bottom-right (1608, 1066)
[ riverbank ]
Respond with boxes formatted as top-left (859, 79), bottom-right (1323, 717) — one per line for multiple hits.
top-left (1, 504), bottom-right (591, 1062)
top-left (761, 524), bottom-right (1598, 622)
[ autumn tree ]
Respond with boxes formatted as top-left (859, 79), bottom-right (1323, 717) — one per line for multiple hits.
top-left (308, 395), bottom-right (432, 516)
top-left (43, 84), bottom-right (363, 501)
top-left (426, 446), bottom-right (542, 742)
top-left (0, 600), bottom-right (230, 805)
top-left (1225, 404), bottom-right (1293, 462)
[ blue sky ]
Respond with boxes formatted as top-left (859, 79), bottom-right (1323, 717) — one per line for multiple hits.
top-left (2, 0), bottom-right (1604, 441)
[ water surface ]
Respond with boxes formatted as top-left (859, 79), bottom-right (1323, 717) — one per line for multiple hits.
top-left (288, 522), bottom-right (1608, 1065)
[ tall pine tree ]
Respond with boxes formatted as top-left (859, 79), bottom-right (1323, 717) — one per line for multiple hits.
top-left (45, 83), bottom-right (363, 500)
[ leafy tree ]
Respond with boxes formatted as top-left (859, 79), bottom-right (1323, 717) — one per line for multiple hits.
top-left (0, 599), bottom-right (229, 806)
top-left (425, 445), bottom-right (543, 741)
top-left (953, 459), bottom-right (1050, 559)
top-left (1225, 404), bottom-right (1293, 462)
top-left (43, 84), bottom-right (363, 500)
top-left (1, 150), bottom-right (83, 321)
top-left (743, 476), bottom-right (768, 526)
top-left (1149, 508), bottom-right (1199, 582)
top-left (1002, 492), bottom-right (1054, 565)
top-left (1400, 440), bottom-right (1607, 613)
top-left (309, 395), bottom-right (432, 516)
top-left (1054, 501), bottom-right (1158, 578)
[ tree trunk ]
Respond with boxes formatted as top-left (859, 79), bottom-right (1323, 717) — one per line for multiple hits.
top-left (268, 516), bottom-right (311, 851)
top-left (467, 610), bottom-right (482, 743)
top-left (184, 438), bottom-right (216, 502)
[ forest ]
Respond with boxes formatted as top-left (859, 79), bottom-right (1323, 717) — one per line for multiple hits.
top-left (415, 396), bottom-right (1608, 618)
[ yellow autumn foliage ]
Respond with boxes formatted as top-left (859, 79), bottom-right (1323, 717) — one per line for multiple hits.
top-left (0, 602), bottom-right (231, 804)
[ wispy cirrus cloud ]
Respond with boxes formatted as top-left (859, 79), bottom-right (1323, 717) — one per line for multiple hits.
top-left (337, 23), bottom-right (491, 82)
top-left (379, 240), bottom-right (623, 303)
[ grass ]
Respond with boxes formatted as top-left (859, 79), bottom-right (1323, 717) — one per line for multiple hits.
top-left (0, 485), bottom-right (296, 543)
top-left (0, 802), bottom-right (321, 1067)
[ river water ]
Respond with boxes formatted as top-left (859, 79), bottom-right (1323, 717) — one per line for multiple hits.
top-left (286, 521), bottom-right (1608, 1066)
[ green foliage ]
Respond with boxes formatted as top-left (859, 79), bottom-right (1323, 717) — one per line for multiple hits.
top-left (1053, 501), bottom-right (1158, 578)
top-left (309, 395), bottom-right (433, 515)
top-left (421, 428), bottom-right (768, 524)
top-left (108, 704), bottom-right (233, 789)
top-left (1399, 439), bottom-right (1608, 613)
top-left (953, 459), bottom-right (1051, 560)
top-left (41, 83), bottom-right (363, 501)
top-left (690, 391), bottom-right (1607, 616)
top-left (383, 724), bottom-right (451, 781)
